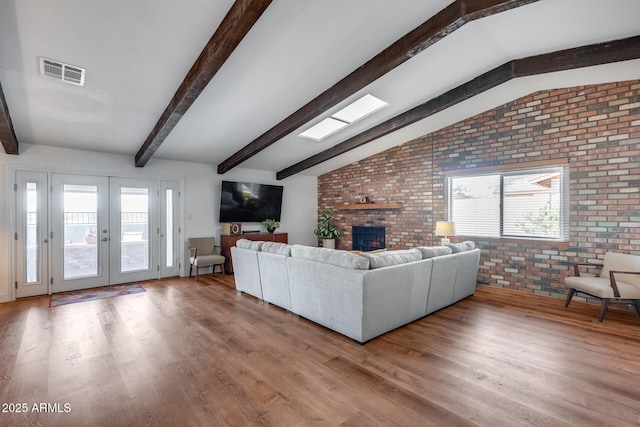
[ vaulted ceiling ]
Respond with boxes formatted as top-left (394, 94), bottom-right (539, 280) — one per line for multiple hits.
top-left (1, 0), bottom-right (639, 178)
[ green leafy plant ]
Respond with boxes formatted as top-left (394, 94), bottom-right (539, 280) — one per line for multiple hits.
top-left (313, 210), bottom-right (341, 240)
top-left (262, 219), bottom-right (280, 229)
top-left (516, 205), bottom-right (559, 237)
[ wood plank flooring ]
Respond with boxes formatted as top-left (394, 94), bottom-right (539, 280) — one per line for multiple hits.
top-left (1, 275), bottom-right (639, 426)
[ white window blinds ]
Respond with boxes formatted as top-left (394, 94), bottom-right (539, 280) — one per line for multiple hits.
top-left (447, 164), bottom-right (568, 240)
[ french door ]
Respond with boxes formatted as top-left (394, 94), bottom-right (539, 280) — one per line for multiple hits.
top-left (51, 174), bottom-right (111, 292)
top-left (15, 172), bottom-right (180, 297)
top-left (108, 177), bottom-right (158, 285)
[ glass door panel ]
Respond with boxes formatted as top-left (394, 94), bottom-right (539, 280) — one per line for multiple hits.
top-left (165, 188), bottom-right (173, 268)
top-left (120, 186), bottom-right (149, 272)
top-left (26, 182), bottom-right (40, 283)
top-left (51, 174), bottom-right (109, 292)
top-left (160, 181), bottom-right (180, 278)
top-left (16, 171), bottom-right (48, 298)
top-left (63, 184), bottom-right (99, 279)
top-left (109, 178), bottom-right (158, 284)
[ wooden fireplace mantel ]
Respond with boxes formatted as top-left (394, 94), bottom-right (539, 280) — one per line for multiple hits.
top-left (333, 202), bottom-right (402, 210)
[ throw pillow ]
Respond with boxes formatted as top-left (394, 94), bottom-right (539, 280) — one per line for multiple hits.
top-left (290, 245), bottom-right (370, 270)
top-left (416, 246), bottom-right (452, 259)
top-left (445, 241), bottom-right (475, 253)
top-left (261, 242), bottom-right (292, 256)
top-left (362, 249), bottom-right (422, 269)
top-left (236, 239), bottom-right (264, 251)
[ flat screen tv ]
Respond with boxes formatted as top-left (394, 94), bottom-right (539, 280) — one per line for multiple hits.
top-left (219, 181), bottom-right (284, 223)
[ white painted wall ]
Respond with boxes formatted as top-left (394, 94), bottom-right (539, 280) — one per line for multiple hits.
top-left (0, 144), bottom-right (318, 302)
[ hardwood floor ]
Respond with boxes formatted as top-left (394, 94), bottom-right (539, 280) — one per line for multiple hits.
top-left (1, 275), bottom-right (639, 426)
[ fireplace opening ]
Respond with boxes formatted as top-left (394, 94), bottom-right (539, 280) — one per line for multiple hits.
top-left (352, 226), bottom-right (385, 252)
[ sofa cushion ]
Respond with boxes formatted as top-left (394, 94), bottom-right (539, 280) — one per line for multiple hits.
top-left (445, 241), bottom-right (475, 253)
top-left (236, 239), bottom-right (264, 251)
top-left (362, 249), bottom-right (422, 269)
top-left (416, 246), bottom-right (452, 259)
top-left (566, 276), bottom-right (640, 299)
top-left (261, 241), bottom-right (292, 256)
top-left (190, 254), bottom-right (225, 267)
top-left (291, 245), bottom-right (369, 270)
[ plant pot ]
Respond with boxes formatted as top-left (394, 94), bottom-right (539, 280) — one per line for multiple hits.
top-left (267, 227), bottom-right (276, 233)
top-left (84, 235), bottom-right (97, 244)
top-left (322, 239), bottom-right (335, 249)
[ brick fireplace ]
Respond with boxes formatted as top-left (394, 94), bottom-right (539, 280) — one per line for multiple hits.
top-left (352, 226), bottom-right (385, 251)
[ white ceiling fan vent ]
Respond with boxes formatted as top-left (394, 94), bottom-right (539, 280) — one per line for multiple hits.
top-left (39, 57), bottom-right (86, 86)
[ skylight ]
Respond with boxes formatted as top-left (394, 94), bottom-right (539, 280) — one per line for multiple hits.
top-left (298, 118), bottom-right (349, 141)
top-left (331, 94), bottom-right (388, 124)
top-left (298, 94), bottom-right (388, 141)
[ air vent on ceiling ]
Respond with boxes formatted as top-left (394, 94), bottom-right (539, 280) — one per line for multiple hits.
top-left (39, 57), bottom-right (86, 86)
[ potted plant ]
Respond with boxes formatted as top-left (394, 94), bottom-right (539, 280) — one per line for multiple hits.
top-left (313, 209), bottom-right (341, 249)
top-left (262, 219), bottom-right (280, 233)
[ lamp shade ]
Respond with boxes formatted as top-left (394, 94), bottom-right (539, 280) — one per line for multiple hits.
top-left (435, 221), bottom-right (455, 236)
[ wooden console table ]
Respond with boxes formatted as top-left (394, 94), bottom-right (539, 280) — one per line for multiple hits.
top-left (220, 232), bottom-right (288, 273)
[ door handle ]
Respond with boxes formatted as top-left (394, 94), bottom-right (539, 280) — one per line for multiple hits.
top-left (101, 237), bottom-right (109, 241)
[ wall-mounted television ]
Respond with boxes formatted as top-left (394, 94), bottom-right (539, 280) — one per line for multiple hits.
top-left (219, 180), bottom-right (284, 223)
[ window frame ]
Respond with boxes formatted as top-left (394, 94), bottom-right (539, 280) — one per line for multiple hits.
top-left (444, 160), bottom-right (569, 242)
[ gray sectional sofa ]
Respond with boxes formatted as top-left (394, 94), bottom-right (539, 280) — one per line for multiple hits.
top-left (231, 239), bottom-right (480, 344)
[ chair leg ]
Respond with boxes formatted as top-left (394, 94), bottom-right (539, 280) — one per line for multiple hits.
top-left (211, 264), bottom-right (225, 276)
top-left (189, 264), bottom-right (193, 278)
top-left (632, 300), bottom-right (640, 318)
top-left (598, 299), bottom-right (610, 322)
top-left (195, 266), bottom-right (199, 281)
top-left (564, 288), bottom-right (576, 308)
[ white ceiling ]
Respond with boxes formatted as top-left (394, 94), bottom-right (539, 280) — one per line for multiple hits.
top-left (1, 0), bottom-right (639, 177)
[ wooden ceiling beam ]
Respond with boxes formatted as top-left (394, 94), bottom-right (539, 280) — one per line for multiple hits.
top-left (513, 36), bottom-right (640, 76)
top-left (217, 0), bottom-right (540, 174)
top-left (135, 0), bottom-right (272, 167)
top-left (0, 81), bottom-right (19, 155)
top-left (276, 36), bottom-right (640, 180)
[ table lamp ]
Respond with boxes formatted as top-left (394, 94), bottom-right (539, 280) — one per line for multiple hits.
top-left (435, 221), bottom-right (455, 246)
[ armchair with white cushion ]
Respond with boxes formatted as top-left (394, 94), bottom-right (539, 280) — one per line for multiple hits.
top-left (188, 237), bottom-right (225, 280)
top-left (564, 252), bottom-right (640, 322)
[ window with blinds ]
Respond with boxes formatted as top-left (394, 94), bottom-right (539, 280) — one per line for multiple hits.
top-left (446, 164), bottom-right (568, 240)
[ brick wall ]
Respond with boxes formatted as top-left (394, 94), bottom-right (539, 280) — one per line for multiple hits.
top-left (318, 80), bottom-right (640, 300)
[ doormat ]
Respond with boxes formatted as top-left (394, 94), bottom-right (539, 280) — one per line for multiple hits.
top-left (49, 283), bottom-right (146, 307)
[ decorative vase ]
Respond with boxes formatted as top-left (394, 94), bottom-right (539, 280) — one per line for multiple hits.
top-left (267, 227), bottom-right (276, 233)
top-left (322, 239), bottom-right (335, 249)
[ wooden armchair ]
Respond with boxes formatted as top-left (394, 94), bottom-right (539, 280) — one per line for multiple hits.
top-left (188, 237), bottom-right (225, 280)
top-left (564, 252), bottom-right (640, 322)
